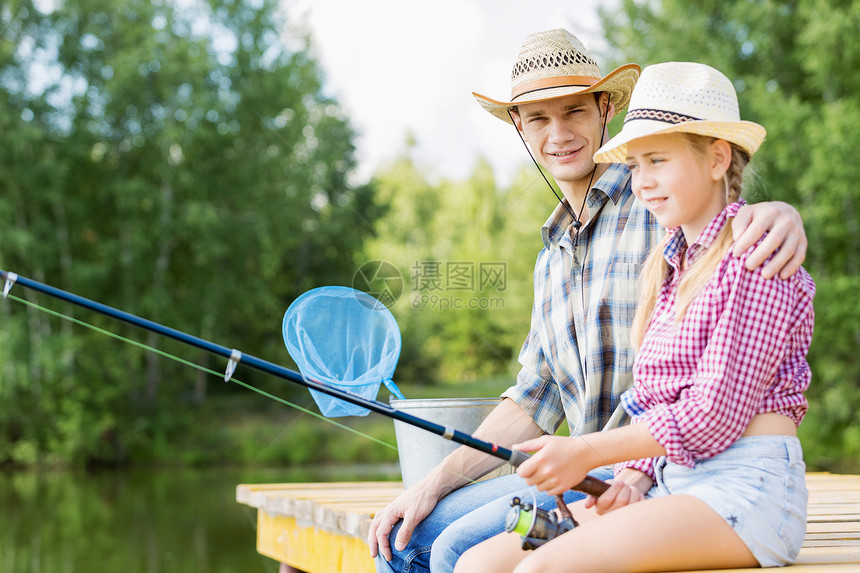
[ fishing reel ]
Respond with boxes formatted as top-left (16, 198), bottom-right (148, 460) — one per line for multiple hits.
top-left (505, 496), bottom-right (576, 550)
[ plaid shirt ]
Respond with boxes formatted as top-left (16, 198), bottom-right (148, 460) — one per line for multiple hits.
top-left (616, 201), bottom-right (816, 480)
top-left (502, 163), bottom-right (661, 435)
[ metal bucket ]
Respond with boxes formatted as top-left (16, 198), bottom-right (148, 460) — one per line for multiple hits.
top-left (390, 397), bottom-right (515, 488)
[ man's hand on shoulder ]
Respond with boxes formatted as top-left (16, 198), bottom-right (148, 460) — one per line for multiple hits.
top-left (732, 201), bottom-right (807, 280)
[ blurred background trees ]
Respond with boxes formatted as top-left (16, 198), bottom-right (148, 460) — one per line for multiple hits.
top-left (1, 0), bottom-right (858, 472)
top-left (0, 0), bottom-right (378, 465)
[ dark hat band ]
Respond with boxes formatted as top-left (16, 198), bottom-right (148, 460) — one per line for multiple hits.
top-left (511, 75), bottom-right (599, 100)
top-left (624, 108), bottom-right (701, 125)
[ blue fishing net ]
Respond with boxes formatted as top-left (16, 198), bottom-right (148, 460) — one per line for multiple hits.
top-left (282, 286), bottom-right (405, 417)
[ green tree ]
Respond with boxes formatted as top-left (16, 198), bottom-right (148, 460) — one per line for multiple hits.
top-left (365, 148), bottom-right (558, 388)
top-left (601, 0), bottom-right (860, 470)
top-left (0, 0), bottom-right (377, 465)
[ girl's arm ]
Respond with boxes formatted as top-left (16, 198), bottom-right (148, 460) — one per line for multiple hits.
top-left (513, 423), bottom-right (665, 496)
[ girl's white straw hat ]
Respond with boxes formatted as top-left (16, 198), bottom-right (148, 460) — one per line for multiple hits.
top-left (472, 29), bottom-right (640, 123)
top-left (593, 62), bottom-right (767, 164)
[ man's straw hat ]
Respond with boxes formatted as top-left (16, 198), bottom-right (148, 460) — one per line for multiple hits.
top-left (472, 29), bottom-right (640, 124)
top-left (593, 62), bottom-right (767, 164)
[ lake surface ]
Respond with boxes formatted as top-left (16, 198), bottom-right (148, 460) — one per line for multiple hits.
top-left (1, 465), bottom-right (400, 573)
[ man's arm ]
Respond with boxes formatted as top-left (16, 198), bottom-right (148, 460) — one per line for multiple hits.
top-left (732, 201), bottom-right (807, 279)
top-left (367, 397), bottom-right (544, 562)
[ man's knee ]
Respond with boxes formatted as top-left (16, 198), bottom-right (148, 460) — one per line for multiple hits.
top-left (375, 520), bottom-right (432, 573)
top-left (429, 498), bottom-right (512, 572)
top-left (428, 535), bottom-right (458, 572)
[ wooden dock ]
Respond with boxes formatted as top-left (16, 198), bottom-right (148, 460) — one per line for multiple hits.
top-left (236, 472), bottom-right (860, 573)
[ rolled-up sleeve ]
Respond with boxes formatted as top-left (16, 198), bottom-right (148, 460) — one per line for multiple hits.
top-left (502, 304), bottom-right (565, 435)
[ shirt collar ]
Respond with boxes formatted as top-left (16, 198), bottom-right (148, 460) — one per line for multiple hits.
top-left (541, 163), bottom-right (632, 247)
top-left (663, 199), bottom-right (747, 267)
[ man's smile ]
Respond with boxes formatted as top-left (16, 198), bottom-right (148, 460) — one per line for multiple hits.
top-left (548, 147), bottom-right (583, 159)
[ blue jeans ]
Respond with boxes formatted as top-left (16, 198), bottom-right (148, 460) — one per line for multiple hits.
top-left (374, 467), bottom-right (614, 573)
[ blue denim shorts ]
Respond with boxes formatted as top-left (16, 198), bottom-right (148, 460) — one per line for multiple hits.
top-left (646, 435), bottom-right (807, 567)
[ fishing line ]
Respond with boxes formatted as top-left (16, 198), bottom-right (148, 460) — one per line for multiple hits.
top-left (4, 292), bottom-right (492, 486)
top-left (1, 270), bottom-right (608, 496)
top-left (507, 95), bottom-right (611, 246)
top-left (4, 292), bottom-right (397, 452)
top-left (508, 108), bottom-right (584, 227)
top-left (506, 97), bottom-right (611, 439)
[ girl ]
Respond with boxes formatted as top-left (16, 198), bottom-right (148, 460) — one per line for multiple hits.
top-left (454, 62), bottom-right (815, 573)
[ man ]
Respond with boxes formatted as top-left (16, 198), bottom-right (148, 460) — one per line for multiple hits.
top-left (368, 29), bottom-right (807, 573)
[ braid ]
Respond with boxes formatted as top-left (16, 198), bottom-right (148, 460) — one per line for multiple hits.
top-left (725, 145), bottom-right (750, 203)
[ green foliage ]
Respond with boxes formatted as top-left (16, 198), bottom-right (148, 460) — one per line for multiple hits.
top-left (601, 0), bottom-right (860, 470)
top-left (364, 151), bottom-right (557, 387)
top-left (0, 0), bottom-right (377, 466)
top-left (4, 0), bottom-right (857, 474)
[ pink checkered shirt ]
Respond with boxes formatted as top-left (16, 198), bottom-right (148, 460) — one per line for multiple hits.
top-left (616, 201), bottom-right (816, 480)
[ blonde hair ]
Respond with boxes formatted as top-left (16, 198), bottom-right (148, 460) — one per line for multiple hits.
top-left (630, 134), bottom-right (751, 350)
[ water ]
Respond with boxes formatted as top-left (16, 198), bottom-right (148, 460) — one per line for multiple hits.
top-left (0, 465), bottom-right (400, 573)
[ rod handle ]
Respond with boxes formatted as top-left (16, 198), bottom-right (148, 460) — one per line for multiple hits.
top-left (573, 475), bottom-right (611, 497)
top-left (507, 449), bottom-right (611, 497)
top-left (507, 448), bottom-right (531, 467)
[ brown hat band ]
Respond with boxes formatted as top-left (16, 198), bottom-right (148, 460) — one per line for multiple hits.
top-left (511, 75), bottom-right (599, 101)
top-left (624, 108), bottom-right (702, 125)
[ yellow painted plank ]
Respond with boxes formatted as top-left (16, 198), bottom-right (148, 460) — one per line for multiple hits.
top-left (257, 510), bottom-right (375, 573)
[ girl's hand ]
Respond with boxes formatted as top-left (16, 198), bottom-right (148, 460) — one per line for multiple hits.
top-left (584, 469), bottom-right (652, 514)
top-left (513, 435), bottom-right (593, 495)
top-left (583, 479), bottom-right (645, 514)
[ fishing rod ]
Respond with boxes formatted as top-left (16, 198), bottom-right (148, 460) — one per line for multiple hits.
top-left (0, 269), bottom-right (608, 498)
